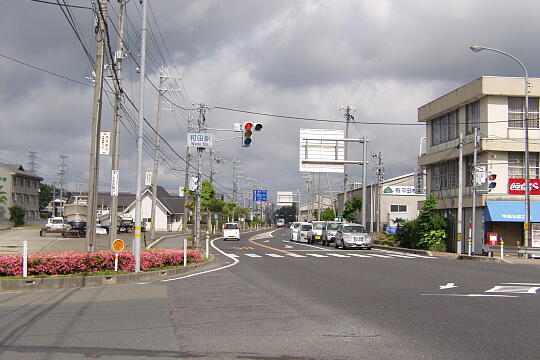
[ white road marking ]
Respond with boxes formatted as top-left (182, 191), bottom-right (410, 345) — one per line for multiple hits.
top-left (284, 245), bottom-right (293, 249)
top-left (485, 286), bottom-right (540, 294)
top-left (347, 253), bottom-right (371, 258)
top-left (266, 254), bottom-right (284, 258)
top-left (501, 283), bottom-right (540, 286)
top-left (439, 283), bottom-right (458, 290)
top-left (227, 254), bottom-right (239, 258)
top-left (306, 253), bottom-right (328, 258)
top-left (162, 237), bottom-right (239, 282)
top-left (422, 294), bottom-right (518, 298)
top-left (245, 254), bottom-right (262, 258)
top-left (286, 253), bottom-right (306, 257)
top-left (367, 254), bottom-right (393, 258)
top-left (387, 254), bottom-right (416, 259)
top-left (326, 253), bottom-right (350, 258)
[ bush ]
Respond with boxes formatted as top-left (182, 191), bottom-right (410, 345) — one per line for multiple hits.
top-left (8, 206), bottom-right (25, 226)
top-left (0, 249), bottom-right (203, 277)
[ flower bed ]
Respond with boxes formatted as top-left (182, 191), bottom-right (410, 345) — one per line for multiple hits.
top-left (0, 249), bottom-right (202, 277)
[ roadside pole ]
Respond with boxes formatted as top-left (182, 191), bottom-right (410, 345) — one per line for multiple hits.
top-left (150, 71), bottom-right (165, 242)
top-left (471, 126), bottom-right (479, 256)
top-left (109, 0), bottom-right (125, 249)
top-left (457, 132), bottom-right (463, 254)
top-left (87, 0), bottom-right (107, 253)
top-left (22, 240), bottom-right (28, 278)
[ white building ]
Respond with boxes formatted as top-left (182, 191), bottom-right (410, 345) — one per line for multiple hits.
top-left (418, 76), bottom-right (540, 253)
top-left (337, 172), bottom-right (426, 232)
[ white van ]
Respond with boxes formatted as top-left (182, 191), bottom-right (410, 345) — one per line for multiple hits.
top-left (223, 222), bottom-right (240, 241)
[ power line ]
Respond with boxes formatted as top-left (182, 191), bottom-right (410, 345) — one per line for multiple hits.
top-left (29, 0), bottom-right (92, 10)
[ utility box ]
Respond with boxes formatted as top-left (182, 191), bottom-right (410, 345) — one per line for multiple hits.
top-left (486, 232), bottom-right (498, 246)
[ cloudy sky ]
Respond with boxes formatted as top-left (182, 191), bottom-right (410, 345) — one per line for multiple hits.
top-left (3, 0), bottom-right (540, 204)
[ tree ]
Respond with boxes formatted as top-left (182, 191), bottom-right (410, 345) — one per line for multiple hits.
top-left (343, 196), bottom-right (362, 222)
top-left (396, 195), bottom-right (448, 251)
top-left (319, 207), bottom-right (336, 221)
top-left (39, 183), bottom-right (54, 211)
top-left (9, 205), bottom-right (25, 226)
top-left (275, 204), bottom-right (297, 223)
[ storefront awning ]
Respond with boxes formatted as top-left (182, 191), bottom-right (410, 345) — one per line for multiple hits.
top-left (485, 201), bottom-right (540, 222)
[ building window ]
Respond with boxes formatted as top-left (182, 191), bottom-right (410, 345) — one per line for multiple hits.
top-left (12, 193), bottom-right (17, 201)
top-left (508, 152), bottom-right (540, 179)
top-left (508, 97), bottom-right (540, 128)
top-left (430, 159), bottom-right (459, 190)
top-left (431, 109), bottom-right (459, 146)
top-left (13, 178), bottom-right (17, 186)
top-left (466, 101), bottom-right (480, 134)
top-left (390, 205), bottom-right (407, 212)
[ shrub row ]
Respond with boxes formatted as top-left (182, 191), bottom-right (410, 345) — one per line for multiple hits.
top-left (0, 249), bottom-right (202, 277)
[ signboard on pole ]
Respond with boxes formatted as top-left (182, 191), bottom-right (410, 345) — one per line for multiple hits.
top-left (253, 190), bottom-right (268, 202)
top-left (99, 131), bottom-right (111, 155)
top-left (299, 129), bottom-right (344, 173)
top-left (111, 170), bottom-right (119, 196)
top-left (145, 171), bottom-right (152, 186)
top-left (187, 133), bottom-right (213, 148)
top-left (277, 191), bottom-right (294, 206)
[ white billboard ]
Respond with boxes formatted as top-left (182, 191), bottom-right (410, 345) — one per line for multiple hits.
top-left (277, 191), bottom-right (294, 206)
top-left (299, 129), bottom-right (344, 173)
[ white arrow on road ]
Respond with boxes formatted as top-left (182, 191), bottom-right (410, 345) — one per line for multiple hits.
top-left (439, 283), bottom-right (458, 290)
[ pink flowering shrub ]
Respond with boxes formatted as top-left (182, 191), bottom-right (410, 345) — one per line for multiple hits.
top-left (0, 249), bottom-right (202, 277)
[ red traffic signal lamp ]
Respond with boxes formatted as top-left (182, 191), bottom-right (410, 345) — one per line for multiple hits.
top-left (488, 173), bottom-right (497, 191)
top-left (242, 122), bottom-right (253, 147)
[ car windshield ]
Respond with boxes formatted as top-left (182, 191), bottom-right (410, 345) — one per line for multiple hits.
top-left (224, 223), bottom-right (238, 229)
top-left (327, 223), bottom-right (340, 230)
top-left (300, 224), bottom-right (312, 231)
top-left (312, 223), bottom-right (325, 230)
top-left (343, 225), bottom-right (366, 233)
top-left (293, 223), bottom-right (300, 228)
top-left (51, 219), bottom-right (63, 224)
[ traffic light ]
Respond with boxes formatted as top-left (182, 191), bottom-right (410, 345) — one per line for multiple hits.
top-left (254, 123), bottom-right (263, 131)
top-left (242, 122), bottom-right (253, 147)
top-left (488, 173), bottom-right (497, 191)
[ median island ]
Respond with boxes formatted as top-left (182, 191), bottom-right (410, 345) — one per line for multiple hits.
top-left (0, 249), bottom-right (204, 278)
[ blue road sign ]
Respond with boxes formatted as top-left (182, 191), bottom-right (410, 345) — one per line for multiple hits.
top-left (252, 189), bottom-right (268, 202)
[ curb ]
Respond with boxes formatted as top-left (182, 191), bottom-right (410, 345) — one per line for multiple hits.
top-left (0, 255), bottom-right (215, 292)
top-left (374, 244), bottom-right (514, 263)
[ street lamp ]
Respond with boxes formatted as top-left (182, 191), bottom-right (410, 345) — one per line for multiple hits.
top-left (470, 45), bottom-right (531, 249)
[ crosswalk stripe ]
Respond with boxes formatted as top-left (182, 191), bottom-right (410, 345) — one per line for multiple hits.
top-left (387, 254), bottom-right (416, 259)
top-left (326, 253), bottom-right (350, 258)
top-left (286, 253), bottom-right (306, 258)
top-left (367, 254), bottom-right (394, 258)
top-left (306, 253), bottom-right (328, 258)
top-left (266, 254), bottom-right (284, 258)
top-left (245, 254), bottom-right (262, 258)
top-left (346, 253), bottom-right (371, 258)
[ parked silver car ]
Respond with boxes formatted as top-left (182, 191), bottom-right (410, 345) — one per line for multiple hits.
top-left (334, 223), bottom-right (372, 250)
top-left (321, 221), bottom-right (342, 246)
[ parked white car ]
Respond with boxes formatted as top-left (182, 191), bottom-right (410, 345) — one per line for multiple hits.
top-left (310, 221), bottom-right (326, 244)
top-left (223, 222), bottom-right (240, 241)
top-left (45, 217), bottom-right (67, 231)
top-left (295, 222), bottom-right (313, 243)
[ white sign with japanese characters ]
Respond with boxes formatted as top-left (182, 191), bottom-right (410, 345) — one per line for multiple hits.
top-left (187, 133), bottom-right (213, 148)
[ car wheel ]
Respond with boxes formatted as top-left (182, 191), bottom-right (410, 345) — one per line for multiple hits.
top-left (334, 239), bottom-right (339, 248)
top-left (366, 246), bottom-right (371, 250)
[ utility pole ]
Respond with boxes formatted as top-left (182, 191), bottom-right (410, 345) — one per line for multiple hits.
top-left (87, 0), bottom-right (107, 253)
top-left (373, 152), bottom-right (384, 232)
top-left (57, 155), bottom-right (68, 216)
top-left (470, 126), bottom-right (479, 256)
top-left (361, 139), bottom-right (368, 228)
top-left (182, 113), bottom-right (193, 233)
top-left (150, 70), bottom-right (165, 242)
top-left (134, 0), bottom-right (148, 272)
top-left (194, 104), bottom-right (207, 249)
top-left (341, 105), bottom-right (355, 215)
top-left (457, 132), bottom-right (463, 254)
top-left (109, 0), bottom-right (126, 248)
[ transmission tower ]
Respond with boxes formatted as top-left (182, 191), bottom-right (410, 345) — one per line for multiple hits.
top-left (25, 151), bottom-right (39, 173)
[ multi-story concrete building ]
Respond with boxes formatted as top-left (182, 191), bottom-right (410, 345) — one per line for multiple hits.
top-left (0, 163), bottom-right (43, 221)
top-left (418, 76), bottom-right (540, 253)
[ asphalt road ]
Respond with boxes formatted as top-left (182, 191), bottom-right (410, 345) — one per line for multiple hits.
top-left (0, 228), bottom-right (539, 359)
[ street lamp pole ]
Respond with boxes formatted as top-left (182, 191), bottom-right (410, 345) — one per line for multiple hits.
top-left (470, 45), bottom-right (531, 249)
